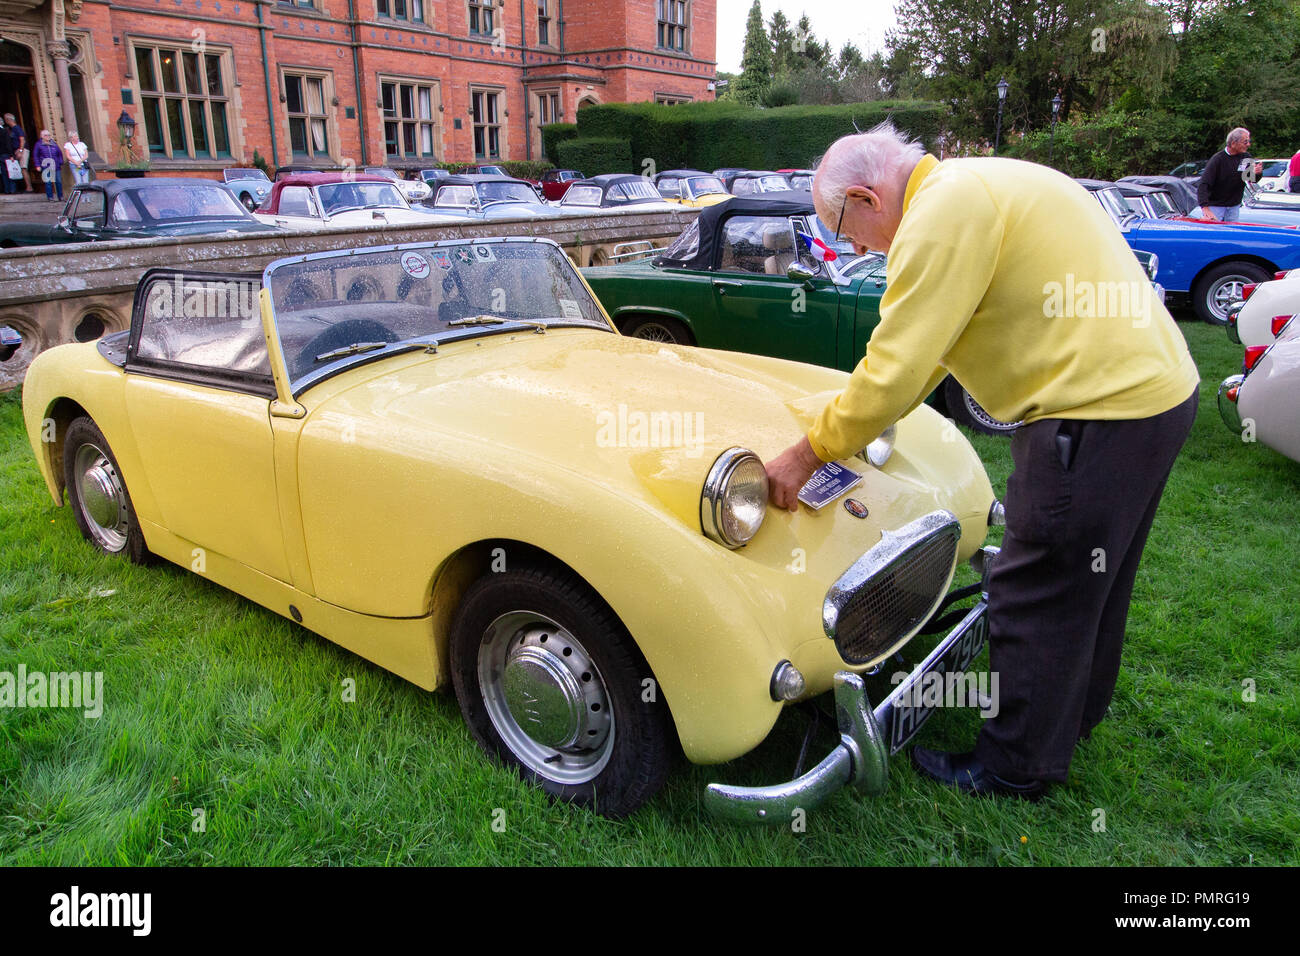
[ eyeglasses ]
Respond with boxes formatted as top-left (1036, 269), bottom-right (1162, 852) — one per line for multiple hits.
top-left (835, 198), bottom-right (847, 243)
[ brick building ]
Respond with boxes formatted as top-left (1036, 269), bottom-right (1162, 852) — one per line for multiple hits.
top-left (0, 0), bottom-right (716, 179)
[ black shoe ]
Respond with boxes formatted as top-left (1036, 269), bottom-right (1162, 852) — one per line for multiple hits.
top-left (911, 747), bottom-right (1048, 801)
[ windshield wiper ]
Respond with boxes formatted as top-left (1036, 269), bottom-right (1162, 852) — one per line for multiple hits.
top-left (447, 315), bottom-right (547, 333)
top-left (314, 341), bottom-right (390, 363)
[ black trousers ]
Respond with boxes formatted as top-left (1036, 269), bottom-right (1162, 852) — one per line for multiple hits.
top-left (973, 389), bottom-right (1198, 782)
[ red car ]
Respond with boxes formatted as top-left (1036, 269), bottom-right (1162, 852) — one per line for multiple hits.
top-left (540, 168), bottom-right (586, 202)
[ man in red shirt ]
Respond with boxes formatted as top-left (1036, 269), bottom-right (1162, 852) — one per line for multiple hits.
top-left (1289, 147), bottom-right (1300, 194)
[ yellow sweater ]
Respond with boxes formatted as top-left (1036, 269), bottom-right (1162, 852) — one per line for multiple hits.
top-left (807, 155), bottom-right (1200, 462)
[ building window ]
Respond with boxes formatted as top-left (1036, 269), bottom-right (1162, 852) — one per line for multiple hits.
top-left (277, 0), bottom-right (317, 8)
top-left (657, 0), bottom-right (687, 51)
top-left (655, 94), bottom-right (690, 105)
top-left (537, 0), bottom-right (552, 45)
top-left (377, 0), bottom-right (424, 22)
top-left (284, 73), bottom-right (331, 159)
top-left (470, 88), bottom-right (501, 159)
top-left (382, 80), bottom-right (438, 158)
top-left (468, 1), bottom-right (494, 36)
top-left (133, 43), bottom-right (232, 159)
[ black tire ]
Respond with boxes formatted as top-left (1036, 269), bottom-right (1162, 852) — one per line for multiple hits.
top-left (239, 192), bottom-right (257, 212)
top-left (1192, 261), bottom-right (1271, 325)
top-left (449, 563), bottom-right (673, 818)
top-left (942, 377), bottom-right (1020, 436)
top-left (622, 315), bottom-right (694, 345)
top-left (62, 416), bottom-right (150, 563)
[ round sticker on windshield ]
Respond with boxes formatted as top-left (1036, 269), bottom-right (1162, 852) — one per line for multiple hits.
top-left (400, 252), bottom-right (431, 279)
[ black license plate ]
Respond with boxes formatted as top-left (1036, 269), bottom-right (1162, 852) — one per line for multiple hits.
top-left (881, 603), bottom-right (989, 754)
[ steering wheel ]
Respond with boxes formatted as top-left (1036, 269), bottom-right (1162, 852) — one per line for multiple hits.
top-left (295, 318), bottom-right (399, 376)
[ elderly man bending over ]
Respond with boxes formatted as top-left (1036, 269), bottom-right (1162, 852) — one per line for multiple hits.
top-left (766, 123), bottom-right (1199, 800)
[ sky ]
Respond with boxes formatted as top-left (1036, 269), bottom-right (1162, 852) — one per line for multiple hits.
top-left (714, 0), bottom-right (900, 73)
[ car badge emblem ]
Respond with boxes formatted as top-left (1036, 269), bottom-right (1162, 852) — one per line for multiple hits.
top-left (844, 498), bottom-right (869, 519)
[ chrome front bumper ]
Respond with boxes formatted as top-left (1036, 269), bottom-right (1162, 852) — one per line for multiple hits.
top-left (703, 589), bottom-right (991, 825)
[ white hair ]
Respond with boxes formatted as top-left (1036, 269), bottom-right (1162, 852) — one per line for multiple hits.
top-left (814, 121), bottom-right (926, 210)
top-left (1227, 127), bottom-right (1250, 147)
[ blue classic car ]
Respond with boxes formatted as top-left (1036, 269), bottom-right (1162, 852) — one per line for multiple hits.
top-left (1079, 180), bottom-right (1300, 324)
top-left (427, 174), bottom-right (557, 220)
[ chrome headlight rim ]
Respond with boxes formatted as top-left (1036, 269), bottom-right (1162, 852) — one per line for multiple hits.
top-left (700, 446), bottom-right (768, 549)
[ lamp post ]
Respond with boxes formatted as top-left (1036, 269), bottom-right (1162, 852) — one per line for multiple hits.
top-left (1050, 93), bottom-right (1062, 166)
top-left (116, 110), bottom-right (138, 167)
top-left (994, 77), bottom-right (1009, 154)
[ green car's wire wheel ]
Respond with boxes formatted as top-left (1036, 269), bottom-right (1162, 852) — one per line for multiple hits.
top-left (63, 416), bottom-right (150, 563)
top-left (942, 378), bottom-right (1021, 437)
top-left (449, 564), bottom-right (674, 817)
top-left (623, 315), bottom-right (693, 345)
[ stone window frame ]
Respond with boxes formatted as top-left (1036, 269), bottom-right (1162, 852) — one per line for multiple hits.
top-left (280, 68), bottom-right (336, 162)
top-left (379, 75), bottom-right (442, 160)
top-left (656, 0), bottom-right (689, 53)
top-left (468, 85), bottom-right (505, 160)
top-left (128, 38), bottom-right (236, 161)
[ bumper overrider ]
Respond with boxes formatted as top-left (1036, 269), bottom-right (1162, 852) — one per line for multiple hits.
top-left (704, 509), bottom-right (999, 824)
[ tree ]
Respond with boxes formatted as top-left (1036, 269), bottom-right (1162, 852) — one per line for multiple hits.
top-left (736, 1), bottom-right (772, 105)
top-left (769, 10), bottom-right (796, 73)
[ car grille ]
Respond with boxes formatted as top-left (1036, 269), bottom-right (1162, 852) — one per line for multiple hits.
top-left (823, 511), bottom-right (961, 666)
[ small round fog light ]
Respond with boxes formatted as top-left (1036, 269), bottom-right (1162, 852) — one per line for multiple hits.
top-left (770, 660), bottom-right (806, 702)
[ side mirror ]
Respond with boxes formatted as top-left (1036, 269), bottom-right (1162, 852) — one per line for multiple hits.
top-left (786, 261), bottom-right (817, 283)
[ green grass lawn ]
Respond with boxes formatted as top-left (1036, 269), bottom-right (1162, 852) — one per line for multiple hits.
top-left (1, 318), bottom-right (1297, 866)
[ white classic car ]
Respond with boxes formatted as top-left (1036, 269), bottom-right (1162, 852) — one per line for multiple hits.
top-left (1227, 269), bottom-right (1298, 347)
top-left (1220, 314), bottom-right (1300, 462)
top-left (363, 166), bottom-right (433, 203)
top-left (253, 173), bottom-right (458, 230)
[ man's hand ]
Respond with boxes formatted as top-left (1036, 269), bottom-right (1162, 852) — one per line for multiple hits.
top-left (766, 435), bottom-right (825, 512)
top-left (1201, 209), bottom-right (1218, 221)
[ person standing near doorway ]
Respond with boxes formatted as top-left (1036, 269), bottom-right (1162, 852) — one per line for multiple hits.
top-left (64, 130), bottom-right (90, 185)
top-left (3, 114), bottom-right (27, 192)
top-left (0, 117), bottom-right (15, 194)
top-left (32, 130), bottom-right (63, 201)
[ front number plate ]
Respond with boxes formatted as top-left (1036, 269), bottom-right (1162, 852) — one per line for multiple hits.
top-left (878, 603), bottom-right (989, 754)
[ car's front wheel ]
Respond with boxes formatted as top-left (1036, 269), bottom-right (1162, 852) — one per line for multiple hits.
top-left (622, 315), bottom-right (694, 345)
top-left (942, 377), bottom-right (1021, 436)
top-left (1192, 261), bottom-right (1270, 325)
top-left (63, 416), bottom-right (150, 563)
top-left (449, 563), bottom-right (673, 817)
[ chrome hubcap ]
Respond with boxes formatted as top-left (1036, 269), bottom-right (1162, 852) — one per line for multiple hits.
top-left (1212, 278), bottom-right (1249, 321)
top-left (74, 443), bottom-right (128, 551)
top-left (479, 611), bottom-right (614, 784)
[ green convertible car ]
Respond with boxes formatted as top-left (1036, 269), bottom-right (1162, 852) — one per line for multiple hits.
top-left (581, 192), bottom-right (1015, 434)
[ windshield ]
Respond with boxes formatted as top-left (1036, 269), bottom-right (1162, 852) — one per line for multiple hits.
top-left (838, 253), bottom-right (888, 279)
top-left (1095, 187), bottom-right (1135, 223)
top-left (684, 177), bottom-right (726, 199)
top-left (317, 182), bottom-right (408, 214)
top-left (224, 169), bottom-right (269, 183)
top-left (562, 185), bottom-right (602, 206)
top-left (732, 175), bottom-right (791, 196)
top-left (365, 168), bottom-right (401, 181)
top-left (111, 184), bottom-right (250, 223)
top-left (788, 173), bottom-right (813, 190)
top-left (478, 182), bottom-right (538, 204)
top-left (611, 180), bottom-right (660, 202)
top-left (1147, 191), bottom-right (1177, 217)
top-left (266, 241), bottom-right (611, 387)
top-left (477, 165), bottom-right (507, 176)
top-left (1260, 160), bottom-right (1288, 177)
top-left (658, 220), bottom-right (700, 263)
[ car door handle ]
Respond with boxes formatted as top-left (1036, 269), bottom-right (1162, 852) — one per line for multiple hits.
top-left (713, 279), bottom-right (744, 293)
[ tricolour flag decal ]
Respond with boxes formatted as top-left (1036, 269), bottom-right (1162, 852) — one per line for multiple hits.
top-left (797, 230), bottom-right (838, 263)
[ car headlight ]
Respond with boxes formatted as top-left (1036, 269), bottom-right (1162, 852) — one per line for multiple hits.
top-left (700, 447), bottom-right (769, 548)
top-left (860, 424), bottom-right (896, 468)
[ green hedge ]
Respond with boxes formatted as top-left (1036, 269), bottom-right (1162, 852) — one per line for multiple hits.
top-left (541, 123), bottom-right (579, 166)
top-left (413, 159), bottom-right (555, 180)
top-left (556, 137), bottom-right (635, 176)
top-left (567, 100), bottom-right (947, 173)
top-left (1007, 109), bottom-right (1200, 180)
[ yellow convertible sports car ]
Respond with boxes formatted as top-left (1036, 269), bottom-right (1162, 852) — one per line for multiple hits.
top-left (22, 237), bottom-right (1000, 821)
